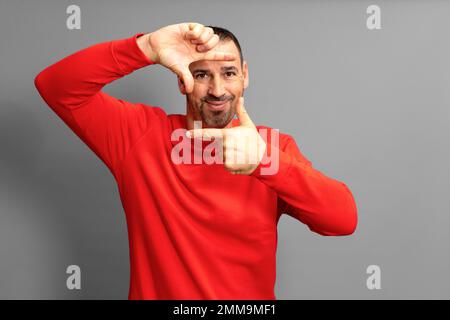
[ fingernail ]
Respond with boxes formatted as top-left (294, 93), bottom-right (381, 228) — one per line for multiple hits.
top-left (186, 131), bottom-right (191, 138)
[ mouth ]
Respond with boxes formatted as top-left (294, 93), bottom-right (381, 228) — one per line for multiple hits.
top-left (206, 100), bottom-right (229, 111)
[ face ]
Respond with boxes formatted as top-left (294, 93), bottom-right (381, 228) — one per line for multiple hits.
top-left (179, 40), bottom-right (249, 128)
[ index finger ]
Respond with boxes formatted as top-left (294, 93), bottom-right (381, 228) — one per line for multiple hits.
top-left (201, 50), bottom-right (237, 61)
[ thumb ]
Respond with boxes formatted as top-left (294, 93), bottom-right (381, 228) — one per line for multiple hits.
top-left (236, 97), bottom-right (253, 127)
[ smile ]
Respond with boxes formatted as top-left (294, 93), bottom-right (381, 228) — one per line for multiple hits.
top-left (206, 100), bottom-right (229, 111)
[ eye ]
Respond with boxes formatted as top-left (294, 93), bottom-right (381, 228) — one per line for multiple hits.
top-left (225, 71), bottom-right (237, 77)
top-left (195, 73), bottom-right (208, 79)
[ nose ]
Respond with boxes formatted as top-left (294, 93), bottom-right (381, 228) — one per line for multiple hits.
top-left (208, 76), bottom-right (226, 98)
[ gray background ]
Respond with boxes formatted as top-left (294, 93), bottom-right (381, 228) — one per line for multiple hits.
top-left (1, 0), bottom-right (449, 299)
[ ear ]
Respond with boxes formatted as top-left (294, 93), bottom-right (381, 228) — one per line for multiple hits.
top-left (177, 76), bottom-right (187, 95)
top-left (243, 60), bottom-right (249, 89)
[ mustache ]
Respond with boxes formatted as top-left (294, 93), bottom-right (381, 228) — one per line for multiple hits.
top-left (203, 95), bottom-right (234, 103)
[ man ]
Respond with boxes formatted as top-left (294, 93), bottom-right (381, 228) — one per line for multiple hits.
top-left (34, 22), bottom-right (358, 300)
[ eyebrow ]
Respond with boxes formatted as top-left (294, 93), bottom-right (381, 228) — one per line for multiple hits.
top-left (193, 66), bottom-right (239, 74)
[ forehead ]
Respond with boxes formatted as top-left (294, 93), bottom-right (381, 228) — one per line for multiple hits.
top-left (189, 40), bottom-right (242, 71)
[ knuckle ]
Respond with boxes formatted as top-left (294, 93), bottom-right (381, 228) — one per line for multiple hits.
top-left (193, 26), bottom-right (201, 35)
top-left (207, 35), bottom-right (219, 47)
top-left (202, 40), bottom-right (215, 50)
top-left (201, 30), bottom-right (211, 41)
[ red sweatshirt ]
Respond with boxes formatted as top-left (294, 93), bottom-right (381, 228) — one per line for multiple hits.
top-left (34, 33), bottom-right (358, 300)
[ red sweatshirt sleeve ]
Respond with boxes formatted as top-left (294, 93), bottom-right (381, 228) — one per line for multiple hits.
top-left (251, 132), bottom-right (358, 236)
top-left (34, 33), bottom-right (165, 175)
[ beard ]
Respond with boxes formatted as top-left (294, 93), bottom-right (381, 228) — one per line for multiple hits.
top-left (199, 100), bottom-right (235, 128)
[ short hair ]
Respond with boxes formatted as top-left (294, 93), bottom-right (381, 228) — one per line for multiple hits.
top-left (206, 26), bottom-right (244, 68)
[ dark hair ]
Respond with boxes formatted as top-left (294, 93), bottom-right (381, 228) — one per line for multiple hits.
top-left (206, 26), bottom-right (244, 67)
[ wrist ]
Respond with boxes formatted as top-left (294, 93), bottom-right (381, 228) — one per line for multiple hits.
top-left (136, 33), bottom-right (159, 63)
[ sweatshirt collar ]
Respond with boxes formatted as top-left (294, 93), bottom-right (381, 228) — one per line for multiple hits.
top-left (168, 114), bottom-right (240, 146)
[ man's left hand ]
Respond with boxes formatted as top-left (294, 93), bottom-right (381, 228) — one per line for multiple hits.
top-left (187, 97), bottom-right (266, 175)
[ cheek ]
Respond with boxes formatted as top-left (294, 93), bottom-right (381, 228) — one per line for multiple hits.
top-left (192, 85), bottom-right (209, 99)
top-left (231, 89), bottom-right (243, 100)
top-left (188, 89), bottom-right (202, 101)
top-left (229, 82), bottom-right (244, 94)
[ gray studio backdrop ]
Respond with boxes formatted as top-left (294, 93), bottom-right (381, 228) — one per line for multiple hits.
top-left (1, 0), bottom-right (449, 299)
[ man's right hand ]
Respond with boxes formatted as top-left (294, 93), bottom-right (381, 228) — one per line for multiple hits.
top-left (137, 22), bottom-right (237, 93)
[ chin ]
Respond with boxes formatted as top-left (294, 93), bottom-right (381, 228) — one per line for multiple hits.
top-left (204, 117), bottom-right (232, 129)
top-left (202, 111), bottom-right (233, 128)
